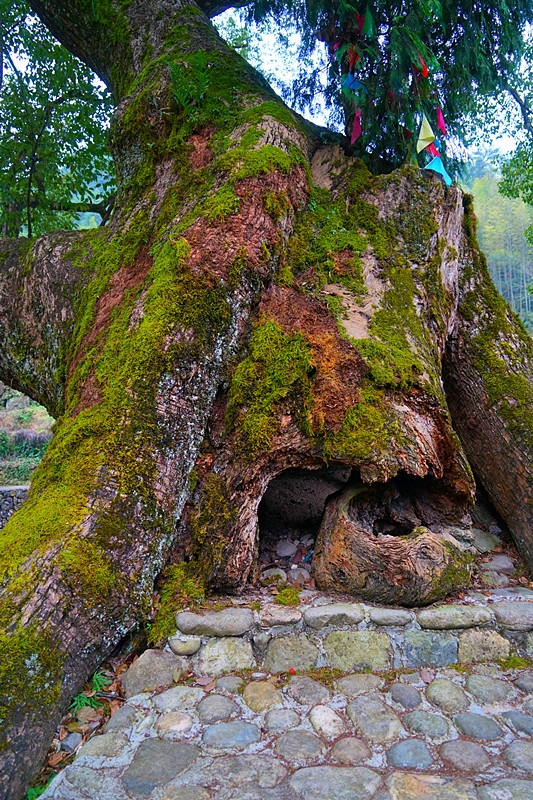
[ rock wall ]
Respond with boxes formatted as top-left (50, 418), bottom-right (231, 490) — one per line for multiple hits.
top-left (170, 599), bottom-right (533, 675)
top-left (0, 381), bottom-right (30, 411)
top-left (0, 486), bottom-right (28, 528)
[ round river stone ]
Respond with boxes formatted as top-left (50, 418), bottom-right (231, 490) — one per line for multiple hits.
top-left (503, 741), bottom-right (533, 773)
top-left (289, 766), bottom-right (381, 800)
top-left (286, 676), bottom-right (331, 705)
top-left (196, 694), bottom-right (239, 724)
top-left (122, 740), bottom-right (200, 798)
top-left (426, 678), bottom-right (469, 713)
top-left (501, 710), bottom-right (533, 735)
top-left (265, 708), bottom-right (300, 733)
top-left (202, 721), bottom-right (261, 749)
top-left (330, 737), bottom-right (372, 765)
top-left (465, 675), bottom-right (513, 704)
top-left (440, 740), bottom-right (491, 772)
top-left (243, 681), bottom-right (282, 712)
top-left (390, 682), bottom-right (421, 709)
top-left (403, 711), bottom-right (451, 741)
top-left (454, 712), bottom-right (503, 741)
top-left (336, 673), bottom-right (382, 697)
top-left (386, 739), bottom-right (433, 769)
top-left (274, 730), bottom-right (326, 766)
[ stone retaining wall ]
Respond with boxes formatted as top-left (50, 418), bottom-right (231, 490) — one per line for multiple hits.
top-left (0, 485), bottom-right (28, 528)
top-left (168, 598), bottom-right (533, 676)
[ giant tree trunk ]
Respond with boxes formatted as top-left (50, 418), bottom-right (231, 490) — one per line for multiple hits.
top-left (2, 2), bottom-right (533, 798)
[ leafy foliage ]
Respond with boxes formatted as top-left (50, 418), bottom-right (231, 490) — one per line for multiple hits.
top-left (68, 670), bottom-right (112, 711)
top-left (169, 52), bottom-right (211, 122)
top-left (25, 779), bottom-right (53, 800)
top-left (0, 0), bottom-right (114, 237)
top-left (241, 0), bottom-right (533, 169)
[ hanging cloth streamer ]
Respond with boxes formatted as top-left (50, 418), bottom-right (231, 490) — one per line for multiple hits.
top-left (426, 142), bottom-right (440, 157)
top-left (351, 109), bottom-right (363, 144)
top-left (362, 8), bottom-right (374, 36)
top-left (345, 44), bottom-right (360, 70)
top-left (343, 74), bottom-right (369, 93)
top-left (417, 114), bottom-right (435, 153)
top-left (425, 156), bottom-right (452, 186)
top-left (436, 107), bottom-right (447, 136)
top-left (417, 54), bottom-right (429, 78)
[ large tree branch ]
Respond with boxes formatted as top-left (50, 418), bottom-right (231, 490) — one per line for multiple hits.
top-left (27, 0), bottom-right (228, 100)
top-left (197, 0), bottom-right (253, 17)
top-left (0, 230), bottom-right (93, 416)
top-left (27, 0), bottom-right (124, 93)
top-left (505, 82), bottom-right (533, 138)
top-left (13, 196), bottom-right (115, 217)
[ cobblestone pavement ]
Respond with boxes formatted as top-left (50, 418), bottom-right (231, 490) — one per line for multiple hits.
top-left (41, 581), bottom-right (533, 800)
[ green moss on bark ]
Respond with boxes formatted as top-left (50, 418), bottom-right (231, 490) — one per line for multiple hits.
top-left (226, 320), bottom-right (313, 456)
top-left (190, 474), bottom-right (238, 578)
top-left (425, 543), bottom-right (474, 604)
top-left (0, 625), bottom-right (63, 751)
top-left (148, 562), bottom-right (204, 645)
top-left (459, 195), bottom-right (533, 451)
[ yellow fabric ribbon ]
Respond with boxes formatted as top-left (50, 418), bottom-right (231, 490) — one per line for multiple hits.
top-left (416, 114), bottom-right (435, 153)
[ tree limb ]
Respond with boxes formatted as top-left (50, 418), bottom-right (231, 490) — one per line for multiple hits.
top-left (505, 82), bottom-right (533, 138)
top-left (0, 230), bottom-right (93, 416)
top-left (26, 0), bottom-right (121, 92)
top-left (14, 196), bottom-right (115, 217)
top-left (196, 0), bottom-right (253, 18)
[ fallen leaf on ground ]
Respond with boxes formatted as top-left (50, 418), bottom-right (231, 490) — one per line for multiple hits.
top-left (48, 752), bottom-right (67, 767)
top-left (108, 700), bottom-right (122, 717)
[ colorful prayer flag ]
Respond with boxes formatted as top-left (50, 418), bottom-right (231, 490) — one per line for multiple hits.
top-left (417, 114), bottom-right (435, 153)
top-left (362, 9), bottom-right (374, 36)
top-left (425, 156), bottom-right (452, 186)
top-left (418, 54), bottom-right (429, 78)
top-left (351, 109), bottom-right (363, 144)
top-left (436, 107), bottom-right (447, 136)
top-left (347, 45), bottom-right (360, 70)
top-left (343, 74), bottom-right (368, 93)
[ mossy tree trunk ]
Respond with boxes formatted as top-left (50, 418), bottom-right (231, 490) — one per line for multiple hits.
top-left (1, 2), bottom-right (533, 797)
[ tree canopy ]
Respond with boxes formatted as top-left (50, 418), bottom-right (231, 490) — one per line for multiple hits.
top-left (2, 0), bottom-right (533, 234)
top-left (244, 0), bottom-right (533, 170)
top-left (0, 0), bottom-right (113, 237)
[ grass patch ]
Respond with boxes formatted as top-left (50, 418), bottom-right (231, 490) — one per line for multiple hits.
top-left (274, 585), bottom-right (301, 606)
top-left (497, 655), bottom-right (532, 670)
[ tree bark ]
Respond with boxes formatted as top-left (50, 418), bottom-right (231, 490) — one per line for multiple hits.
top-left (1, 3), bottom-right (533, 798)
top-left (0, 3), bottom-right (315, 796)
top-left (443, 198), bottom-right (533, 570)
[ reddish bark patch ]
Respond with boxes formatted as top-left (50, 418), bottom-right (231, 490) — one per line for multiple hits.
top-left (69, 246), bottom-right (154, 413)
top-left (260, 286), bottom-right (368, 429)
top-left (184, 168), bottom-right (308, 281)
top-left (188, 125), bottom-right (215, 169)
top-left (333, 248), bottom-right (357, 276)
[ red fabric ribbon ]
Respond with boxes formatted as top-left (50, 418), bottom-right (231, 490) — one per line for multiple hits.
top-left (426, 142), bottom-right (440, 157)
top-left (351, 109), bottom-right (363, 144)
top-left (347, 45), bottom-right (360, 71)
top-left (418, 54), bottom-right (429, 78)
top-left (436, 107), bottom-right (447, 136)
top-left (355, 12), bottom-right (365, 34)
